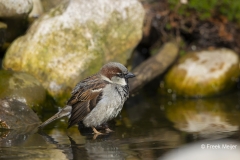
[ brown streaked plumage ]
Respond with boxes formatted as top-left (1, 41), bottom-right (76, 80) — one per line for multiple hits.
top-left (67, 74), bottom-right (107, 128)
top-left (38, 62), bottom-right (135, 134)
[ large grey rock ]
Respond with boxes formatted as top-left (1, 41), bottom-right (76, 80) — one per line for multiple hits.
top-left (3, 0), bottom-right (145, 105)
top-left (163, 48), bottom-right (240, 97)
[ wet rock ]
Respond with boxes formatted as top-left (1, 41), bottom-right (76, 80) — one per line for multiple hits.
top-left (163, 48), bottom-right (240, 97)
top-left (0, 0), bottom-right (32, 17)
top-left (0, 70), bottom-right (46, 108)
top-left (129, 42), bottom-right (179, 93)
top-left (0, 98), bottom-right (41, 130)
top-left (3, 0), bottom-right (145, 105)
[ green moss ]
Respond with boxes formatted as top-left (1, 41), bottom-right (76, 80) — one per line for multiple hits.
top-left (169, 0), bottom-right (240, 23)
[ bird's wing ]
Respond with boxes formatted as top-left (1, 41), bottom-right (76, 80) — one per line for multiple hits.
top-left (67, 75), bottom-right (108, 128)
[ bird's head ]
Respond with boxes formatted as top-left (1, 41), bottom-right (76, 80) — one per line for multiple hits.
top-left (100, 62), bottom-right (135, 86)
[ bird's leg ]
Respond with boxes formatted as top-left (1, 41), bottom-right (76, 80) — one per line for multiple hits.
top-left (91, 127), bottom-right (102, 135)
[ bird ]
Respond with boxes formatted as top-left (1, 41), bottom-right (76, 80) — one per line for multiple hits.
top-left (38, 62), bottom-right (135, 134)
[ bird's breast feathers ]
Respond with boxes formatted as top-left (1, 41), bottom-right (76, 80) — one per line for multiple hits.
top-left (82, 84), bottom-right (126, 127)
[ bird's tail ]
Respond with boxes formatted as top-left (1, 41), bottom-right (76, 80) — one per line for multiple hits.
top-left (38, 105), bottom-right (72, 128)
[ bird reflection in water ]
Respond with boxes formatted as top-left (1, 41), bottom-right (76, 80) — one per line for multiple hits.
top-left (38, 122), bottom-right (124, 160)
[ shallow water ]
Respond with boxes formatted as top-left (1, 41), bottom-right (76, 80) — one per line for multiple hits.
top-left (1, 89), bottom-right (240, 160)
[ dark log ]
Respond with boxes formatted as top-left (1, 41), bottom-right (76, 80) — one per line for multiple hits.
top-left (129, 41), bottom-right (179, 93)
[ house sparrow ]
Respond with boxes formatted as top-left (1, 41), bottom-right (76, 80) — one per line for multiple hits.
top-left (39, 62), bottom-right (135, 134)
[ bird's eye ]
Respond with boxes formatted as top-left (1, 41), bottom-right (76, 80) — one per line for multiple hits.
top-left (116, 73), bottom-right (124, 77)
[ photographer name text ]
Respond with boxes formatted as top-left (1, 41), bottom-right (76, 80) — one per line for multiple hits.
top-left (201, 144), bottom-right (237, 150)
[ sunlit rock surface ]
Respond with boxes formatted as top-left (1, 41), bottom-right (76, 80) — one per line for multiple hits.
top-left (165, 98), bottom-right (239, 139)
top-left (0, 98), bottom-right (41, 129)
top-left (3, 0), bottom-right (144, 105)
top-left (0, 70), bottom-right (46, 108)
top-left (0, 0), bottom-right (32, 17)
top-left (163, 48), bottom-right (240, 97)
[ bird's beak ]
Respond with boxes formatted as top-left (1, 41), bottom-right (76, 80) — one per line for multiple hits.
top-left (125, 72), bottom-right (135, 79)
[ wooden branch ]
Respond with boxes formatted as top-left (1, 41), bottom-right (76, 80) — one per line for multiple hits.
top-left (129, 41), bottom-right (179, 93)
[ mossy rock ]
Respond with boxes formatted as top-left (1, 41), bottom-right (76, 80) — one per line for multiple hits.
top-left (163, 48), bottom-right (240, 97)
top-left (0, 70), bottom-right (46, 111)
top-left (3, 0), bottom-right (144, 105)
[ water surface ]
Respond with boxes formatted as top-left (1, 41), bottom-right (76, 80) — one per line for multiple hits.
top-left (1, 89), bottom-right (240, 159)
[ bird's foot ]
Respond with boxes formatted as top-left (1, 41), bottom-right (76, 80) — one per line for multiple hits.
top-left (91, 127), bottom-right (114, 139)
top-left (91, 127), bottom-right (102, 135)
top-left (105, 128), bottom-right (114, 133)
top-left (92, 127), bottom-right (104, 139)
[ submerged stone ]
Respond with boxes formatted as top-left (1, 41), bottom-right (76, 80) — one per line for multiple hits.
top-left (3, 0), bottom-right (144, 105)
top-left (163, 48), bottom-right (240, 97)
